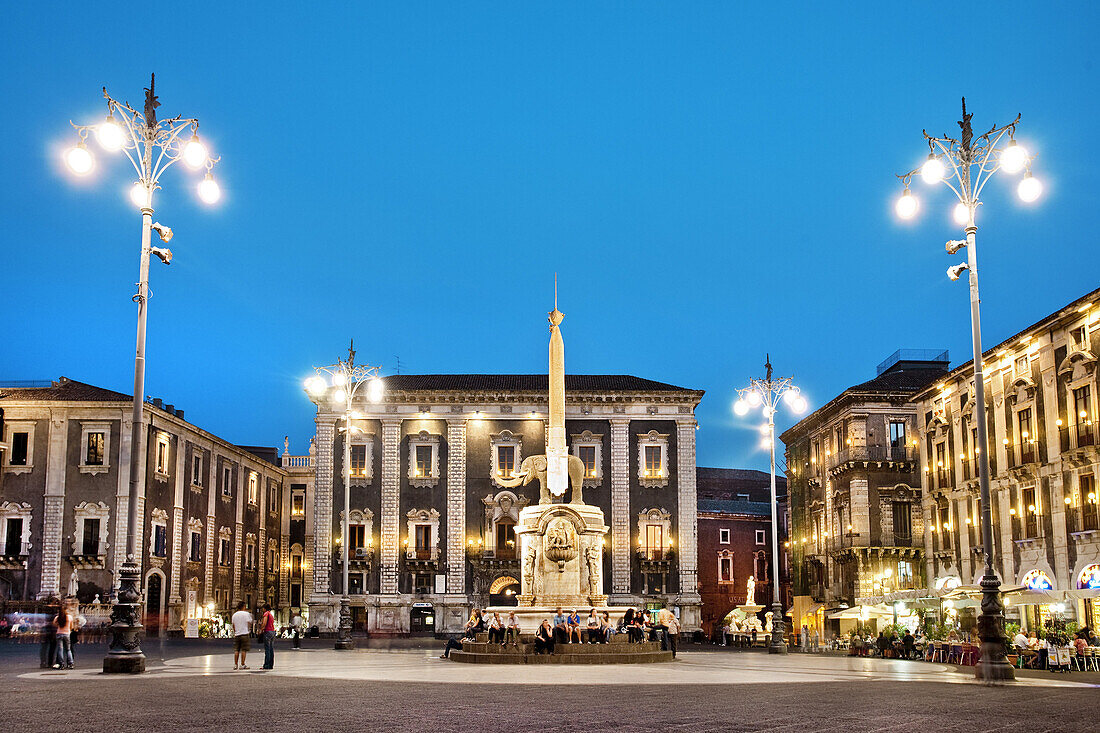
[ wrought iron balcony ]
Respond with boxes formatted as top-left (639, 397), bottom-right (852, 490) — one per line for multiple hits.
top-left (1009, 441), bottom-right (1041, 468)
top-left (1059, 422), bottom-right (1096, 452)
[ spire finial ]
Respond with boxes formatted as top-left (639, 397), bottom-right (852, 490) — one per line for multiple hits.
top-left (348, 338), bottom-right (355, 367)
top-left (765, 353), bottom-right (773, 382)
top-left (554, 272), bottom-right (558, 312)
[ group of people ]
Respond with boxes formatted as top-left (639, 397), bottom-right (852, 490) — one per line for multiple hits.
top-left (1012, 627), bottom-right (1098, 669)
top-left (441, 606), bottom-right (682, 658)
top-left (38, 606), bottom-right (81, 669)
top-left (229, 602), bottom-right (288, 670)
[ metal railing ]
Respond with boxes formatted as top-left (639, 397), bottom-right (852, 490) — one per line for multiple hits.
top-left (1009, 442), bottom-right (1040, 468)
top-left (1059, 423), bottom-right (1096, 452)
top-left (406, 546), bottom-right (439, 561)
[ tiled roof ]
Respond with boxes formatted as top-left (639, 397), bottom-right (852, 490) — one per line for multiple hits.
top-left (697, 467), bottom-right (784, 487)
top-left (0, 377), bottom-right (131, 403)
top-left (697, 498), bottom-right (772, 517)
top-left (380, 374), bottom-right (700, 393)
top-left (848, 367), bottom-right (948, 395)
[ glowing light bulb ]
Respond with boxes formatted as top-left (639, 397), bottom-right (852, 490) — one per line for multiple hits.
top-left (66, 143), bottom-right (94, 175)
top-left (130, 182), bottom-right (149, 208)
top-left (1018, 174), bottom-right (1042, 203)
top-left (183, 136), bottom-right (208, 168)
top-left (332, 390), bottom-right (346, 404)
top-left (895, 190), bottom-right (918, 219)
top-left (368, 377), bottom-right (384, 403)
top-left (746, 390), bottom-right (762, 407)
top-left (332, 372), bottom-right (346, 387)
top-left (791, 396), bottom-right (807, 414)
top-left (733, 399), bottom-right (749, 416)
top-left (1000, 141), bottom-right (1027, 174)
top-left (198, 173), bottom-right (221, 204)
top-left (305, 376), bottom-right (327, 396)
top-left (96, 116), bottom-right (124, 151)
top-left (953, 203), bottom-right (970, 225)
top-left (921, 155), bottom-right (945, 184)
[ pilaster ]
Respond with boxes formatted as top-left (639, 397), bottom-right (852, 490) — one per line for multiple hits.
top-left (446, 418), bottom-right (467, 594)
top-left (610, 418), bottom-right (631, 596)
top-left (311, 419), bottom-right (335, 599)
top-left (169, 438), bottom-right (186, 607)
top-left (675, 418), bottom-right (699, 597)
top-left (1049, 474), bottom-right (1071, 587)
top-left (40, 413), bottom-right (68, 598)
top-left (380, 418), bottom-right (402, 594)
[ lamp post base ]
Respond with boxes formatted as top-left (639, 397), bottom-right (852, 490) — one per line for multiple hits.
top-left (103, 559), bottom-right (146, 674)
top-left (334, 595), bottom-right (355, 650)
top-left (768, 603), bottom-right (787, 654)
top-left (974, 573), bottom-right (1014, 682)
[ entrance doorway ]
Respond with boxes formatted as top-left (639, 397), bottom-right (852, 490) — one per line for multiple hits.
top-left (351, 606), bottom-right (367, 634)
top-left (410, 606), bottom-right (435, 634)
top-left (145, 573), bottom-right (164, 637)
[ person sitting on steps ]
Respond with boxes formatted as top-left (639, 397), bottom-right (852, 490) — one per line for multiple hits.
top-left (505, 611), bottom-right (521, 647)
top-left (487, 612), bottom-right (504, 644)
top-left (534, 619), bottom-right (555, 655)
top-left (586, 608), bottom-right (601, 643)
top-left (566, 609), bottom-right (582, 644)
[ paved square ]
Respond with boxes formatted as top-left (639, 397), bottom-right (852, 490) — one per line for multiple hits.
top-left (4, 640), bottom-right (1097, 732)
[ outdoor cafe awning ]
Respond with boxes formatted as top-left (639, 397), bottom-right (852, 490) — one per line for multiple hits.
top-left (828, 603), bottom-right (894, 620)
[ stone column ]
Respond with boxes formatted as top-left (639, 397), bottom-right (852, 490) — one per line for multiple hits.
top-left (1049, 474), bottom-right (1071, 588)
top-left (676, 418), bottom-right (701, 630)
top-left (849, 477), bottom-right (870, 540)
top-left (956, 496), bottom-right (971, 582)
top-left (40, 413), bottom-right (68, 598)
top-left (232, 462), bottom-right (244, 601)
top-left (610, 418), bottom-right (631, 598)
top-left (446, 419), bottom-right (467, 594)
top-left (379, 418), bottom-right (402, 595)
top-left (168, 438), bottom-right (186, 629)
top-left (997, 487), bottom-right (1015, 584)
top-left (113, 410), bottom-right (133, 592)
top-left (311, 419), bottom-right (335, 602)
top-left (921, 502), bottom-right (935, 588)
top-left (204, 449), bottom-right (217, 605)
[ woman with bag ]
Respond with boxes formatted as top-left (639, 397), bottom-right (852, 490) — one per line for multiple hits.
top-left (54, 608), bottom-right (74, 669)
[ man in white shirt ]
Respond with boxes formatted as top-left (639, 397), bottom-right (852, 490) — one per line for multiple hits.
top-left (231, 601), bottom-right (253, 670)
top-left (290, 609), bottom-right (303, 650)
top-left (1012, 631), bottom-right (1029, 649)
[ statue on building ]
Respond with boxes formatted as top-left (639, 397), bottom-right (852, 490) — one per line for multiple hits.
top-left (746, 575), bottom-right (755, 605)
top-left (584, 545), bottom-right (601, 597)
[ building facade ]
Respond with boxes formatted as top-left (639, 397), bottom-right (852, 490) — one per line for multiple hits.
top-left (0, 378), bottom-right (290, 632)
top-left (301, 374), bottom-right (704, 635)
top-left (781, 351), bottom-right (948, 635)
top-left (696, 467), bottom-right (787, 639)
top-left (911, 287), bottom-right (1100, 633)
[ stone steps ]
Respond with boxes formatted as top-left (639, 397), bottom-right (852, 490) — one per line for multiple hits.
top-left (450, 649), bottom-right (673, 664)
top-left (462, 641), bottom-right (662, 654)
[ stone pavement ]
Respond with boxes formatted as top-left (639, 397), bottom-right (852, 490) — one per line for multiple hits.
top-left (3, 640), bottom-right (1097, 732)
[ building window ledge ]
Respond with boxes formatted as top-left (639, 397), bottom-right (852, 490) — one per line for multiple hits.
top-left (79, 465), bottom-right (111, 476)
top-left (2, 466), bottom-right (32, 475)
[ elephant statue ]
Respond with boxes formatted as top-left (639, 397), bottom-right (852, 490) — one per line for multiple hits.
top-left (496, 454), bottom-right (587, 505)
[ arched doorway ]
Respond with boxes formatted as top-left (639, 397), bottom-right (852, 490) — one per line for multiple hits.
top-left (489, 575), bottom-right (520, 606)
top-left (145, 572), bottom-right (164, 637)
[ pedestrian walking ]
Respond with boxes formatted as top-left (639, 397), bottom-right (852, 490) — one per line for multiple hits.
top-left (290, 608), bottom-right (303, 650)
top-left (54, 608), bottom-right (74, 669)
top-left (666, 609), bottom-right (681, 659)
top-left (259, 603), bottom-right (276, 669)
top-left (39, 609), bottom-right (58, 669)
top-left (801, 624), bottom-right (809, 652)
top-left (231, 601), bottom-right (253, 670)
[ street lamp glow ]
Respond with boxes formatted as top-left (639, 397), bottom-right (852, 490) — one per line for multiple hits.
top-left (1000, 141), bottom-right (1027, 174)
top-left (331, 371), bottom-right (347, 387)
top-left (305, 376), bottom-right (327, 396)
top-left (183, 136), bottom-right (208, 169)
top-left (130, 182), bottom-right (149, 208)
top-left (95, 116), bottom-right (124, 151)
top-left (953, 202), bottom-right (970, 226)
top-left (198, 173), bottom-right (221, 204)
top-left (331, 389), bottom-right (346, 404)
top-left (790, 395), bottom-right (808, 414)
top-left (66, 143), bottom-right (94, 175)
top-left (920, 155), bottom-right (945, 184)
top-left (1018, 174), bottom-right (1042, 203)
top-left (746, 390), bottom-right (762, 407)
top-left (733, 399), bottom-right (749, 416)
top-left (367, 377), bottom-right (384, 403)
top-left (895, 190), bottom-right (918, 219)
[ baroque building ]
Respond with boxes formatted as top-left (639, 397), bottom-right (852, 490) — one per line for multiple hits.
top-left (911, 287), bottom-right (1100, 633)
top-left (781, 351), bottom-right (948, 636)
top-left (0, 378), bottom-right (290, 632)
top-left (302, 374), bottom-right (704, 635)
top-left (695, 467), bottom-right (787, 640)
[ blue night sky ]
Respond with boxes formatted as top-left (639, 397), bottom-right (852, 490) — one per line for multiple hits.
top-left (2, 3), bottom-right (1097, 470)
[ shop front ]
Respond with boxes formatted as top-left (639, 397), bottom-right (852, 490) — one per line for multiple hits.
top-left (410, 602), bottom-right (435, 635)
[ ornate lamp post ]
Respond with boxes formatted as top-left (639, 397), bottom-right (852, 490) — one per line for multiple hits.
top-left (305, 341), bottom-right (383, 649)
top-left (64, 74), bottom-right (221, 674)
top-left (734, 356), bottom-right (807, 654)
top-left (895, 98), bottom-right (1043, 682)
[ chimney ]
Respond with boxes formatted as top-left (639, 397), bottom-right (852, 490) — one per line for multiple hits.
top-left (165, 404), bottom-right (175, 415)
top-left (175, 409), bottom-right (185, 420)
top-left (152, 398), bottom-right (163, 409)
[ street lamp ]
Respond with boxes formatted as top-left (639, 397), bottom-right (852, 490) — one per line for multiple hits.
top-left (64, 74), bottom-right (220, 674)
top-left (894, 98), bottom-right (1040, 682)
top-left (733, 355), bottom-right (807, 654)
top-left (306, 340), bottom-right (383, 650)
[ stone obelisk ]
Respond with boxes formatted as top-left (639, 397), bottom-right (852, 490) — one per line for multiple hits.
top-left (546, 290), bottom-right (569, 498)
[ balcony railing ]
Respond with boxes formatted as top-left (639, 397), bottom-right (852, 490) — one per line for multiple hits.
top-left (406, 546), bottom-right (439, 561)
top-left (828, 445), bottom-right (918, 470)
top-left (281, 454), bottom-right (315, 468)
top-left (935, 468), bottom-right (953, 489)
top-left (637, 548), bottom-right (674, 562)
top-left (1059, 423), bottom-right (1096, 452)
top-left (1009, 442), bottom-right (1041, 468)
top-left (2, 542), bottom-right (31, 558)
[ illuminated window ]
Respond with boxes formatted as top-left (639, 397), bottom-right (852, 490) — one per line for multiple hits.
top-left (637, 431), bottom-right (669, 487)
top-left (350, 444), bottom-right (368, 477)
top-left (247, 472), bottom-right (259, 505)
top-left (571, 431), bottom-right (603, 485)
top-left (718, 555), bottom-right (733, 583)
top-left (415, 445), bottom-right (432, 477)
top-left (222, 466), bottom-right (233, 497)
top-left (191, 453), bottom-right (203, 486)
top-left (155, 434), bottom-right (170, 476)
top-left (291, 491), bottom-right (305, 517)
top-left (407, 431), bottom-right (439, 486)
top-left (497, 446), bottom-right (515, 477)
top-left (719, 528), bottom-right (730, 545)
top-left (490, 431), bottom-right (522, 487)
top-left (85, 431), bottom-right (105, 466)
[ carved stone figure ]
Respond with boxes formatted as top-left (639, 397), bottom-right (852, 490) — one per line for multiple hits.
top-left (496, 453), bottom-right (586, 505)
top-left (746, 575), bottom-right (756, 605)
top-left (544, 517), bottom-right (577, 569)
top-left (584, 545), bottom-right (601, 596)
top-left (523, 545), bottom-right (536, 591)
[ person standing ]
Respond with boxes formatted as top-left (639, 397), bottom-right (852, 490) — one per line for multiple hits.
top-left (260, 603), bottom-right (276, 670)
top-left (39, 608), bottom-right (58, 669)
top-left (290, 609), bottom-right (303, 650)
top-left (801, 625), bottom-right (809, 652)
top-left (53, 608), bottom-right (74, 669)
top-left (231, 601), bottom-right (253, 670)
